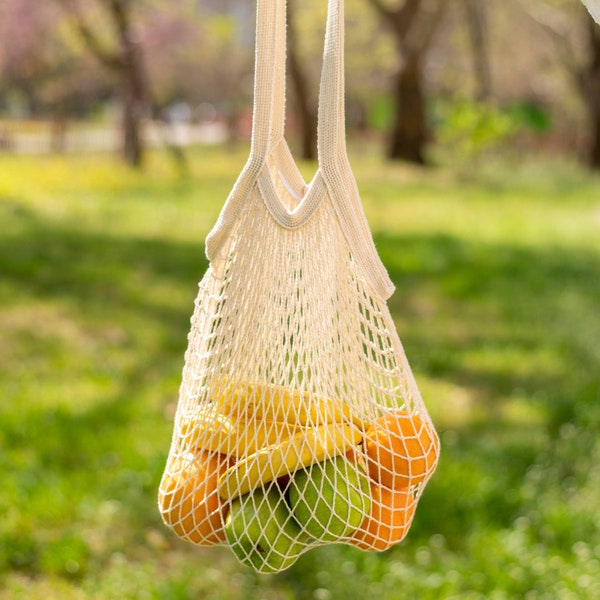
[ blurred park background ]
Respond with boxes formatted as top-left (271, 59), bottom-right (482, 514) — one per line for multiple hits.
top-left (1, 0), bottom-right (600, 598)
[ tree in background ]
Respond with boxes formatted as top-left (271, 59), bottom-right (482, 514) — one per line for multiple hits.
top-left (2, 0), bottom-right (598, 169)
top-left (55, 0), bottom-right (148, 167)
top-left (584, 12), bottom-right (600, 167)
top-left (463, 0), bottom-right (492, 102)
top-left (196, 8), bottom-right (253, 147)
top-left (0, 0), bottom-right (58, 115)
top-left (0, 0), bottom-right (110, 118)
top-left (521, 0), bottom-right (600, 170)
top-left (366, 0), bottom-right (448, 164)
top-left (287, 0), bottom-right (318, 160)
top-left (1, 0), bottom-right (254, 163)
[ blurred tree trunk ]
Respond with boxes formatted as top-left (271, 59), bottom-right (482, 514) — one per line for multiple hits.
top-left (463, 0), bottom-right (492, 102)
top-left (287, 0), bottom-right (317, 160)
top-left (111, 0), bottom-right (145, 168)
top-left (521, 2), bottom-right (600, 171)
top-left (56, 0), bottom-right (147, 167)
top-left (584, 14), bottom-right (600, 169)
top-left (367, 0), bottom-right (447, 164)
top-left (389, 53), bottom-right (426, 162)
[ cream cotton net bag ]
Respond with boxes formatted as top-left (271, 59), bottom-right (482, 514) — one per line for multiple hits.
top-left (158, 0), bottom-right (439, 574)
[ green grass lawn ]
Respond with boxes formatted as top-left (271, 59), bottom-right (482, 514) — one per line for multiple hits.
top-left (1, 147), bottom-right (599, 599)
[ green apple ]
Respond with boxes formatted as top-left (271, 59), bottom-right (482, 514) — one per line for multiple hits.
top-left (225, 488), bottom-right (309, 574)
top-left (288, 455), bottom-right (371, 542)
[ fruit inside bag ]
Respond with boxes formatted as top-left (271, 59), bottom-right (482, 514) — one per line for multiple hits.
top-left (158, 379), bottom-right (439, 573)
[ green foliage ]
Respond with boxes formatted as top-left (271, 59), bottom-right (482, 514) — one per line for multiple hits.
top-left (1, 148), bottom-right (599, 599)
top-left (435, 97), bottom-right (519, 167)
top-left (507, 102), bottom-right (552, 134)
top-left (368, 95), bottom-right (393, 133)
top-left (434, 97), bottom-right (553, 175)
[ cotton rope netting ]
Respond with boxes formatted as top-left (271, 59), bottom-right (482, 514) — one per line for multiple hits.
top-left (158, 0), bottom-right (439, 574)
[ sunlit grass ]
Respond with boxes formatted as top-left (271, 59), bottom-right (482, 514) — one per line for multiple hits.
top-left (1, 146), bottom-right (600, 598)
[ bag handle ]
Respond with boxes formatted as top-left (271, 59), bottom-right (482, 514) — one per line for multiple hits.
top-left (252, 0), bottom-right (349, 169)
top-left (318, 0), bottom-right (348, 171)
top-left (206, 0), bottom-right (395, 299)
top-left (206, 0), bottom-right (349, 233)
top-left (318, 0), bottom-right (396, 298)
top-left (249, 0), bottom-right (287, 162)
top-left (205, 0), bottom-right (285, 260)
top-left (252, 0), bottom-right (350, 171)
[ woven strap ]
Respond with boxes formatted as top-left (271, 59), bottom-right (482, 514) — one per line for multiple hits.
top-left (204, 0), bottom-right (285, 259)
top-left (206, 0), bottom-right (395, 299)
top-left (317, 0), bottom-right (394, 298)
top-left (250, 0), bottom-right (287, 161)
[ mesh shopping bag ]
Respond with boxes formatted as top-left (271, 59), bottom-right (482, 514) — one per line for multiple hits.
top-left (158, 0), bottom-right (439, 574)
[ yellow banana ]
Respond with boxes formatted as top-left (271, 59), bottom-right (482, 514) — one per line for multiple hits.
top-left (217, 423), bottom-right (363, 501)
top-left (179, 407), bottom-right (298, 458)
top-left (210, 379), bottom-right (365, 428)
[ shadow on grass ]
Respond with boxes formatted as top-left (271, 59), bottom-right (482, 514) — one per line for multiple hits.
top-left (1, 201), bottom-right (207, 323)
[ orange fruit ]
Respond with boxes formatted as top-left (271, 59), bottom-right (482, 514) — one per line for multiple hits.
top-left (350, 483), bottom-right (416, 551)
top-left (158, 450), bottom-right (230, 545)
top-left (364, 410), bottom-right (439, 490)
